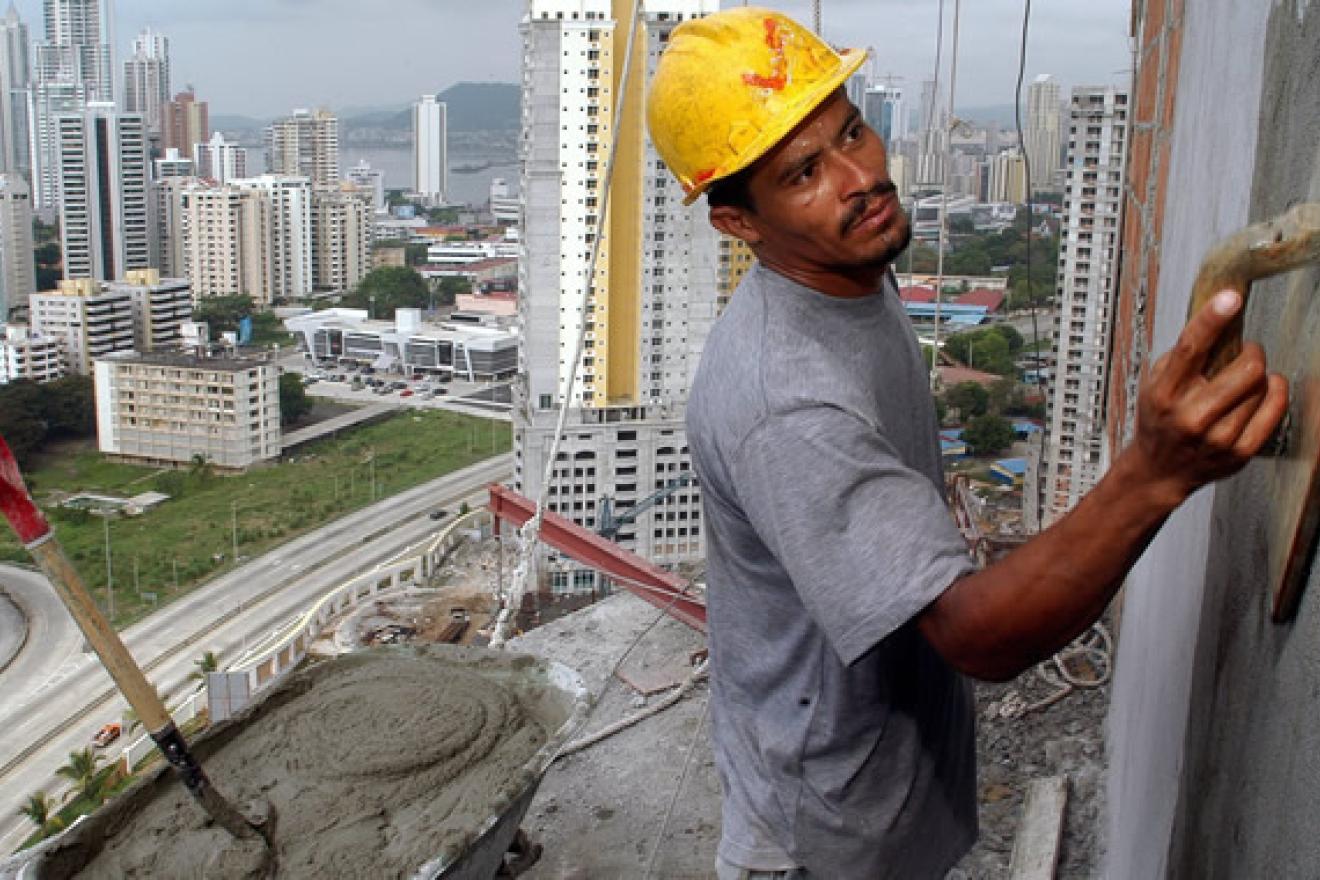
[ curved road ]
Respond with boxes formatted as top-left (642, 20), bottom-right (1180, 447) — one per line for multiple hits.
top-left (0, 453), bottom-right (511, 857)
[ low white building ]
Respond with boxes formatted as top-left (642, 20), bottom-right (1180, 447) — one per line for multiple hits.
top-left (284, 307), bottom-right (517, 381)
top-left (0, 324), bottom-right (64, 383)
top-left (94, 351), bottom-right (282, 469)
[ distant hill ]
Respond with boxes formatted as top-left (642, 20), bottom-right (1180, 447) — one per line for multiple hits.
top-left (346, 82), bottom-right (521, 133)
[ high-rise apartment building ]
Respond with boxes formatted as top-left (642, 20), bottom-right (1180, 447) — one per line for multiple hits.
top-left (0, 324), bottom-right (63, 383)
top-left (1025, 74), bottom-right (1063, 194)
top-left (0, 172), bottom-right (34, 317)
top-left (193, 131), bottom-right (246, 183)
top-left (345, 158), bottom-right (384, 211)
top-left (150, 174), bottom-right (195, 276)
top-left (0, 6), bottom-right (30, 176)
top-left (152, 146), bottom-right (191, 179)
top-left (265, 109), bottom-right (338, 187)
top-left (122, 28), bottom-right (169, 140)
top-left (113, 268), bottom-right (191, 353)
top-left (29, 78), bottom-right (83, 207)
top-left (412, 95), bottom-right (447, 205)
top-left (987, 148), bottom-right (1028, 204)
top-left (177, 181), bottom-right (270, 304)
top-left (30, 278), bottom-right (135, 374)
top-left (33, 0), bottom-right (111, 101)
top-left (163, 88), bottom-right (208, 157)
top-left (94, 351), bottom-right (281, 469)
top-left (862, 82), bottom-right (905, 148)
top-left (517, 0), bottom-right (721, 573)
top-left (311, 185), bottom-right (371, 293)
top-left (1038, 86), bottom-right (1128, 527)
top-left (234, 175), bottom-right (312, 300)
top-left (57, 102), bottom-right (150, 281)
top-left (915, 77), bottom-right (945, 188)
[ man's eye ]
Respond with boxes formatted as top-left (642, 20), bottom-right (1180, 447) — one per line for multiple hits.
top-left (846, 124), bottom-right (864, 142)
top-left (793, 164), bottom-right (815, 184)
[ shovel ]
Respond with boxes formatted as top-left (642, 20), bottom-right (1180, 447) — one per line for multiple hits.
top-left (0, 434), bottom-right (273, 849)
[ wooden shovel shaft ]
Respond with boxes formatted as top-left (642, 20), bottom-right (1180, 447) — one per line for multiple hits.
top-left (1188, 202), bottom-right (1320, 376)
top-left (27, 534), bottom-right (261, 842)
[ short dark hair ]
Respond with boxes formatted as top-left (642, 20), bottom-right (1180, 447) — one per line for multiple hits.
top-left (705, 165), bottom-right (756, 213)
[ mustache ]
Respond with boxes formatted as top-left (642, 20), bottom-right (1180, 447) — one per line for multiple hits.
top-left (841, 180), bottom-right (899, 235)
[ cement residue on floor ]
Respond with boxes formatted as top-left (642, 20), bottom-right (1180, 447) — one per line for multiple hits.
top-left (52, 648), bottom-right (552, 879)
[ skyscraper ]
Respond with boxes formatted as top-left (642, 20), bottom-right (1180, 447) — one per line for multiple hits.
top-left (57, 102), bottom-right (150, 281)
top-left (1038, 86), bottom-right (1128, 527)
top-left (265, 109), bottom-right (339, 188)
top-left (1024, 74), bottom-right (1063, 194)
top-left (193, 131), bottom-right (247, 183)
top-left (0, 172), bottom-right (33, 317)
top-left (412, 94), bottom-right (447, 205)
top-left (311, 185), bottom-right (371, 294)
top-left (862, 81), bottom-right (905, 148)
top-left (176, 182), bottom-right (271, 304)
top-left (516, 0), bottom-right (721, 572)
top-left (122, 28), bottom-right (169, 140)
top-left (0, 5), bottom-right (31, 176)
top-left (33, 0), bottom-right (111, 102)
top-left (162, 88), bottom-right (209, 157)
top-left (233, 175), bottom-right (313, 300)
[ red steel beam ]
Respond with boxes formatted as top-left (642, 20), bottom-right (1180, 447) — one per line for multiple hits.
top-left (487, 483), bottom-right (706, 633)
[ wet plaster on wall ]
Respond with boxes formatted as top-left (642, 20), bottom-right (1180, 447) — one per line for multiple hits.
top-left (1167, 3), bottom-right (1320, 876)
top-left (1103, 1), bottom-right (1271, 877)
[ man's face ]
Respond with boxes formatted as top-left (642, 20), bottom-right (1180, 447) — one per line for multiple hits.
top-left (712, 90), bottom-right (911, 286)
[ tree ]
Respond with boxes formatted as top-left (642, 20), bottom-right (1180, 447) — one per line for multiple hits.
top-left (945, 381), bottom-right (989, 419)
top-left (963, 413), bottom-right (1016, 456)
top-left (193, 294), bottom-right (257, 335)
top-left (279, 373), bottom-right (312, 425)
top-left (18, 790), bottom-right (59, 830)
top-left (342, 266), bottom-right (429, 319)
top-left (989, 323), bottom-right (1024, 354)
top-left (56, 748), bottom-right (104, 803)
top-left (436, 275), bottom-right (471, 307)
top-left (190, 651), bottom-right (220, 689)
top-left (405, 242), bottom-right (430, 266)
top-left (42, 375), bottom-right (96, 438)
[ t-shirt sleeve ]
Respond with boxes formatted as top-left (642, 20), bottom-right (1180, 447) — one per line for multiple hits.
top-left (731, 404), bottom-right (976, 666)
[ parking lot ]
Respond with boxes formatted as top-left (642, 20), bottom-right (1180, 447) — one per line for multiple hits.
top-left (281, 354), bottom-right (514, 422)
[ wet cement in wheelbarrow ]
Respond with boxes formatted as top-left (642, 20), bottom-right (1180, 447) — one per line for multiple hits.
top-left (59, 649), bottom-right (549, 879)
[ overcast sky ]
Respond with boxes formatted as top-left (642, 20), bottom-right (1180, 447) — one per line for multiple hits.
top-left (13, 0), bottom-right (1133, 119)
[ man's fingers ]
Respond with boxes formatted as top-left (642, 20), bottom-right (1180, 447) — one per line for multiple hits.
top-left (1188, 342), bottom-right (1269, 432)
top-left (1233, 373), bottom-right (1290, 457)
top-left (1164, 290), bottom-right (1243, 387)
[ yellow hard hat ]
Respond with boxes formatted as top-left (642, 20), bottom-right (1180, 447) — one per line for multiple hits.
top-left (647, 7), bottom-right (867, 205)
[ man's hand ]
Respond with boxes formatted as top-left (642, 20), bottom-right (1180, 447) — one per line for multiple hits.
top-left (1129, 290), bottom-right (1289, 505)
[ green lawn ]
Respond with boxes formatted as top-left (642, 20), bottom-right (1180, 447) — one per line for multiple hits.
top-left (0, 409), bottom-right (511, 628)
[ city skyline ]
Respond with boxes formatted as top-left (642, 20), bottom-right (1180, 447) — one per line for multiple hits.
top-left (11, 0), bottom-right (1132, 120)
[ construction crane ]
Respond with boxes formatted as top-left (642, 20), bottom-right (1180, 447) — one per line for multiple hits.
top-left (596, 472), bottom-right (694, 541)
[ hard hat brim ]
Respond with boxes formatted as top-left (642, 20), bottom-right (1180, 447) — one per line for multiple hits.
top-left (682, 46), bottom-right (869, 206)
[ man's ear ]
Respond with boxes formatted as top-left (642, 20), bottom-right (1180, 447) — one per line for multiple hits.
top-left (709, 205), bottom-right (762, 247)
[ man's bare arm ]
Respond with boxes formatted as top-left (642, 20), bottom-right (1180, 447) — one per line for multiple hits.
top-left (918, 291), bottom-right (1289, 682)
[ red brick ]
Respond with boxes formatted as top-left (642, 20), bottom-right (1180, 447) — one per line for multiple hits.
top-left (1128, 129), bottom-right (1154, 204)
top-left (1142, 0), bottom-right (1167, 51)
top-left (1135, 43), bottom-right (1162, 125)
top-left (1161, 20), bottom-right (1184, 130)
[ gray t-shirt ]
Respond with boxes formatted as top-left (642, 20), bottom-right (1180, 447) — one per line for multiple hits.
top-left (687, 263), bottom-right (978, 878)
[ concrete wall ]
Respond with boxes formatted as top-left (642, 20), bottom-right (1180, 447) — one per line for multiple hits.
top-left (1106, 2), bottom-right (1320, 876)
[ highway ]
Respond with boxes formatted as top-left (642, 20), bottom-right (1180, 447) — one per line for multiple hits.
top-left (0, 453), bottom-right (511, 857)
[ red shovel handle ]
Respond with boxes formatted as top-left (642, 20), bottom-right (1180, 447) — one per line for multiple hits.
top-left (0, 435), bottom-right (51, 546)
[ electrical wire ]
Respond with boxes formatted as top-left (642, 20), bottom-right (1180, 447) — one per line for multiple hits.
top-left (1012, 0), bottom-right (1048, 529)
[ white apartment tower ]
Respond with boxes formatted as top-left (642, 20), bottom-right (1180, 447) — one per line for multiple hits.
top-left (412, 95), bottom-right (447, 205)
top-left (122, 28), bottom-right (170, 139)
top-left (0, 324), bottom-right (63, 383)
top-left (113, 268), bottom-right (191, 353)
top-left (345, 158), bottom-right (385, 211)
top-left (152, 146), bottom-right (191, 179)
top-left (1025, 74), bottom-right (1063, 194)
top-left (193, 131), bottom-right (247, 184)
top-left (30, 278), bottom-right (134, 374)
top-left (57, 102), bottom-right (150, 281)
top-left (0, 5), bottom-right (31, 176)
top-left (265, 109), bottom-right (339, 188)
top-left (0, 172), bottom-right (34, 316)
top-left (1040, 86), bottom-right (1129, 526)
top-left (987, 148), bottom-right (1028, 204)
top-left (516, 0), bottom-right (721, 575)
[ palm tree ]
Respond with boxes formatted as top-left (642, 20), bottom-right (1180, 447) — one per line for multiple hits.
top-left (55, 748), bottom-right (104, 804)
top-left (17, 791), bottom-right (56, 830)
top-left (190, 651), bottom-right (220, 689)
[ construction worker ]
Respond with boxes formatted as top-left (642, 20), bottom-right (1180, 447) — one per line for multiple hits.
top-left (646, 7), bottom-right (1288, 879)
